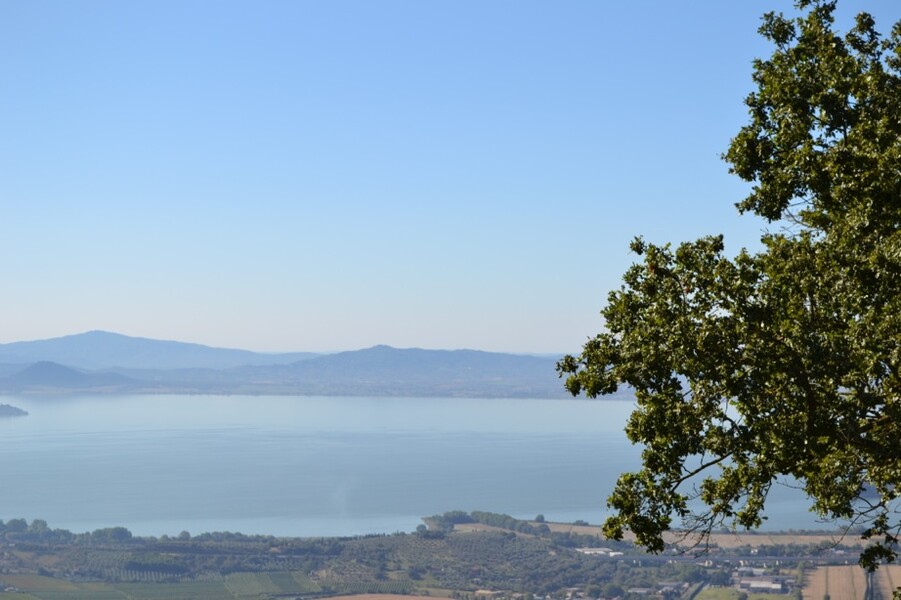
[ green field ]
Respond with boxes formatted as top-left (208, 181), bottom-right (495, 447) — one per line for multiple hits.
top-left (0, 571), bottom-right (326, 600)
top-left (223, 572), bottom-right (281, 597)
top-left (696, 587), bottom-right (792, 600)
top-left (0, 574), bottom-right (236, 600)
top-left (114, 581), bottom-right (235, 599)
top-left (222, 571), bottom-right (320, 597)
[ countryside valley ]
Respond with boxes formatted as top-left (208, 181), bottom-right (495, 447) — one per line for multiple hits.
top-left (0, 511), bottom-right (896, 600)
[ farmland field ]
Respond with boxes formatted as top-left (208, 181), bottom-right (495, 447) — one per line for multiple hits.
top-left (0, 580), bottom-right (441, 600)
top-left (223, 572), bottom-right (282, 597)
top-left (802, 565), bottom-right (867, 600)
top-left (0, 573), bottom-right (297, 600)
top-left (695, 587), bottom-right (792, 599)
top-left (0, 516), bottom-right (886, 600)
top-left (535, 521), bottom-right (858, 551)
top-left (223, 571), bottom-right (321, 597)
top-left (3, 574), bottom-right (127, 600)
top-left (0, 575), bottom-right (127, 599)
top-left (873, 565), bottom-right (901, 600)
top-left (114, 581), bottom-right (235, 599)
top-left (0, 574), bottom-right (84, 592)
top-left (327, 595), bottom-right (445, 600)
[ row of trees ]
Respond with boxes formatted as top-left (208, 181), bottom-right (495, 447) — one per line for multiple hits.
top-left (0, 518), bottom-right (133, 544)
top-left (423, 510), bottom-right (637, 551)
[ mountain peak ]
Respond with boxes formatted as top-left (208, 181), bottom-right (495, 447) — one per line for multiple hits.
top-left (0, 332), bottom-right (319, 370)
top-left (7, 361), bottom-right (88, 385)
top-left (2, 361), bottom-right (137, 391)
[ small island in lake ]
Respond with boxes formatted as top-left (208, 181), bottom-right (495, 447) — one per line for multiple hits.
top-left (0, 403), bottom-right (28, 417)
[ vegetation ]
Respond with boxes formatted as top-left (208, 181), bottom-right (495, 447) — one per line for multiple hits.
top-left (0, 515), bottom-right (885, 599)
top-left (558, 0), bottom-right (901, 579)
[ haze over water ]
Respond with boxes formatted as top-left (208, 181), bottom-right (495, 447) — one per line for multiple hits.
top-left (0, 395), bottom-right (825, 538)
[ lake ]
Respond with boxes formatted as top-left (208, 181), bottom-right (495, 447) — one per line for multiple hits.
top-left (0, 394), bottom-right (826, 538)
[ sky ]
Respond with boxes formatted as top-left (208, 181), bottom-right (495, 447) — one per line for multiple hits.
top-left (2, 1), bottom-right (898, 353)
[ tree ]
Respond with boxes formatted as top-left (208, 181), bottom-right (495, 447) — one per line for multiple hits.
top-left (602, 583), bottom-right (624, 599)
top-left (5, 518), bottom-right (27, 533)
top-left (708, 570), bottom-right (731, 587)
top-left (558, 0), bottom-right (900, 580)
top-left (28, 518), bottom-right (48, 533)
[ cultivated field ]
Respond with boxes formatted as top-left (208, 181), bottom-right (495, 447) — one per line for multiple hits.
top-left (802, 565), bottom-right (867, 600)
top-left (531, 521), bottom-right (859, 550)
top-left (873, 564), bottom-right (901, 600)
top-left (696, 588), bottom-right (791, 600)
top-left (0, 571), bottom-right (324, 600)
top-left (327, 595), bottom-right (443, 600)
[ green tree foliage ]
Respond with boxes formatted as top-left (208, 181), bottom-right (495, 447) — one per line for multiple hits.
top-left (558, 0), bottom-right (900, 576)
top-left (92, 526), bottom-right (134, 543)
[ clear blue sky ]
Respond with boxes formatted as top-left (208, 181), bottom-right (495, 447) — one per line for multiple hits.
top-left (2, 1), bottom-right (897, 353)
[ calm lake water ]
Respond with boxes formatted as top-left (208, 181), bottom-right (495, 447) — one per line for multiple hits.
top-left (0, 395), bottom-right (826, 537)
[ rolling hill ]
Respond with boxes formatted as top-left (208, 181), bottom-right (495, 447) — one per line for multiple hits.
top-left (0, 333), bottom-right (577, 398)
top-left (0, 330), bottom-right (318, 370)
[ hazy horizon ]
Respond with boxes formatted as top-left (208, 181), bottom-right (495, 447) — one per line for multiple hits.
top-left (4, 1), bottom-right (898, 354)
top-left (0, 328), bottom-right (566, 356)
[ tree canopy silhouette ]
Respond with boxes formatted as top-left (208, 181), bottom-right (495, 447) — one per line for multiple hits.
top-left (559, 0), bottom-right (901, 576)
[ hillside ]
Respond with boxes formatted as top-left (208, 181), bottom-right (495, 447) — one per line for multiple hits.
top-left (0, 334), bottom-right (575, 398)
top-left (225, 345), bottom-right (568, 397)
top-left (0, 330), bottom-right (318, 370)
top-left (0, 513), bottom-right (875, 600)
top-left (1, 361), bottom-right (139, 392)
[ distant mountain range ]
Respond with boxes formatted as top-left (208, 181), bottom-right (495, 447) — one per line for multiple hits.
top-left (0, 332), bottom-right (580, 398)
top-left (0, 330), bottom-right (317, 370)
